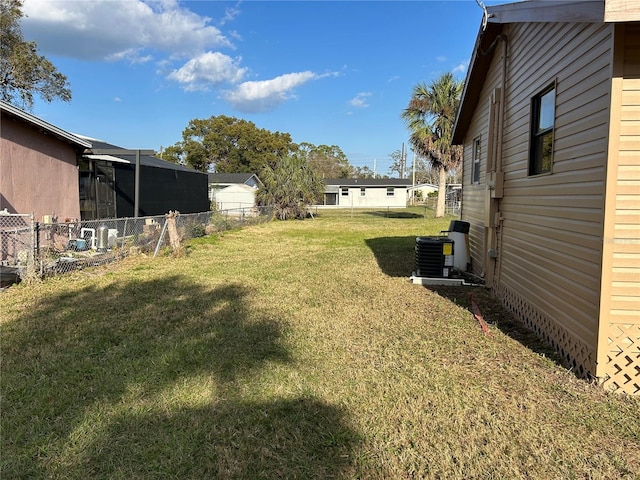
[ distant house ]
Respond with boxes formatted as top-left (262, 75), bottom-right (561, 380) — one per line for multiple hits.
top-left (208, 173), bottom-right (262, 211)
top-left (319, 178), bottom-right (411, 208)
top-left (451, 0), bottom-right (639, 394)
top-left (81, 139), bottom-right (209, 219)
top-left (1, 100), bottom-right (91, 222)
top-left (407, 183), bottom-right (438, 202)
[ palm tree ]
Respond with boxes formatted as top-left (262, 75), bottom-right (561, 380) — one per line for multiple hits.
top-left (256, 154), bottom-right (324, 220)
top-left (402, 72), bottom-right (463, 217)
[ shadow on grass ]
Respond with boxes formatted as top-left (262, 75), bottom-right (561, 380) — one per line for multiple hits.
top-left (2, 275), bottom-right (361, 478)
top-left (82, 397), bottom-right (355, 478)
top-left (426, 284), bottom-right (565, 365)
top-left (366, 235), bottom-right (563, 367)
top-left (365, 236), bottom-right (418, 277)
top-left (364, 210), bottom-right (425, 219)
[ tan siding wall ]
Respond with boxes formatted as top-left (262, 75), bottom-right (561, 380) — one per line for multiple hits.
top-left (600, 24), bottom-right (640, 395)
top-left (461, 39), bottom-right (506, 276)
top-left (461, 22), bottom-right (616, 378)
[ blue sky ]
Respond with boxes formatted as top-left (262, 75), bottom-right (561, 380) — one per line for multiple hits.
top-left (22, 0), bottom-right (498, 175)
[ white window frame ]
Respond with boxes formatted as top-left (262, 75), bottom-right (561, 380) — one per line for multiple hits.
top-left (472, 136), bottom-right (481, 184)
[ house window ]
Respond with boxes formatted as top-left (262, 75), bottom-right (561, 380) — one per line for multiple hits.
top-left (360, 187), bottom-right (366, 196)
top-left (341, 187), bottom-right (349, 196)
top-left (530, 85), bottom-right (555, 175)
top-left (387, 187), bottom-right (395, 197)
top-left (472, 137), bottom-right (481, 184)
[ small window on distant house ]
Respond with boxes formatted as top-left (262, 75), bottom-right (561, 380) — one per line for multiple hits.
top-left (530, 85), bottom-right (555, 175)
top-left (387, 187), bottom-right (395, 197)
top-left (472, 137), bottom-right (481, 184)
top-left (360, 187), bottom-right (366, 196)
top-left (341, 187), bottom-right (349, 196)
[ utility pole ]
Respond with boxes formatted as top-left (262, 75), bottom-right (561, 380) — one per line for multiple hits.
top-left (401, 143), bottom-right (406, 179)
top-left (412, 148), bottom-right (416, 205)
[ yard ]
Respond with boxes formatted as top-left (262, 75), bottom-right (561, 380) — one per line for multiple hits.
top-left (2, 208), bottom-right (638, 479)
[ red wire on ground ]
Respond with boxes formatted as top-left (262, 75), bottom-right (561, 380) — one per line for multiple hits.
top-left (469, 293), bottom-right (491, 336)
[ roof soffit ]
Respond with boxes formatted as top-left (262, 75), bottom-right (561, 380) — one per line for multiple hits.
top-left (452, 22), bottom-right (503, 144)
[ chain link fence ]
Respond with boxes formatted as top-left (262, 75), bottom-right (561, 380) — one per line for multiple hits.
top-left (0, 206), bottom-right (273, 286)
top-left (421, 197), bottom-right (462, 216)
top-left (310, 200), bottom-right (461, 218)
top-left (0, 213), bottom-right (36, 286)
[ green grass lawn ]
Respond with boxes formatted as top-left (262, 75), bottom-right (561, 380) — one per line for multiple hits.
top-left (2, 208), bottom-right (639, 479)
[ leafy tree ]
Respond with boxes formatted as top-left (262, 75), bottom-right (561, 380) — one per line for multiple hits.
top-left (0, 0), bottom-right (71, 109)
top-left (402, 72), bottom-right (463, 217)
top-left (256, 154), bottom-right (324, 220)
top-left (159, 144), bottom-right (185, 165)
top-left (167, 115), bottom-right (295, 172)
top-left (412, 155), bottom-right (442, 185)
top-left (387, 149), bottom-right (406, 178)
top-left (389, 149), bottom-right (440, 184)
top-left (353, 165), bottom-right (375, 178)
top-left (297, 142), bottom-right (353, 178)
top-left (419, 163), bottom-right (441, 185)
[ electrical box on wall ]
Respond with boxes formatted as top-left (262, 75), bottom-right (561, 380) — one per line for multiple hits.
top-left (488, 171), bottom-right (504, 198)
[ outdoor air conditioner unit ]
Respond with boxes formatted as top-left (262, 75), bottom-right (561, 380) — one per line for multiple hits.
top-left (414, 236), bottom-right (454, 278)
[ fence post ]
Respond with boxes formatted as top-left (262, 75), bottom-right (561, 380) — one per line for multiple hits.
top-left (166, 210), bottom-right (181, 256)
top-left (153, 219), bottom-right (169, 257)
top-left (26, 213), bottom-right (37, 281)
top-left (121, 218), bottom-right (128, 249)
top-left (36, 221), bottom-right (43, 277)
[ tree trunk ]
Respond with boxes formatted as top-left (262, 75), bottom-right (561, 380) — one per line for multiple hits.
top-left (435, 165), bottom-right (447, 218)
top-left (166, 210), bottom-right (182, 255)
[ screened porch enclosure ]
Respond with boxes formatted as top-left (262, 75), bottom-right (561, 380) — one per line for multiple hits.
top-left (79, 159), bottom-right (117, 220)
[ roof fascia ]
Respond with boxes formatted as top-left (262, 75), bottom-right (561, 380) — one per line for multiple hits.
top-left (249, 173), bottom-right (264, 185)
top-left (0, 101), bottom-right (92, 149)
top-left (490, 0), bottom-right (640, 23)
top-left (487, 1), bottom-right (605, 24)
top-left (324, 179), bottom-right (412, 186)
top-left (90, 148), bottom-right (155, 156)
top-left (83, 154), bottom-right (131, 164)
top-left (452, 22), bottom-right (503, 144)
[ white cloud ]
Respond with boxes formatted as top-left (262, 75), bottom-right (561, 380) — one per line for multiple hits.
top-left (452, 60), bottom-right (469, 75)
top-left (349, 92), bottom-right (372, 108)
top-left (168, 52), bottom-right (247, 91)
top-left (437, 56), bottom-right (447, 62)
top-left (21, 0), bottom-right (336, 113)
top-left (223, 72), bottom-right (318, 113)
top-left (220, 3), bottom-right (242, 26)
top-left (106, 48), bottom-right (153, 64)
top-left (22, 0), bottom-right (232, 60)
